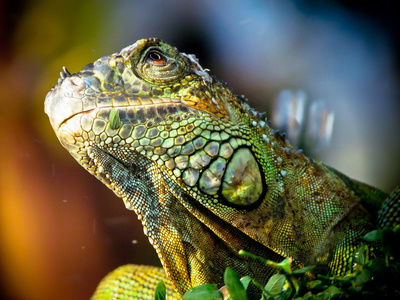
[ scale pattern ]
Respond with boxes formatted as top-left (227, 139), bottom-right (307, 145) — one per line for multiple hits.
top-left (44, 38), bottom-right (397, 299)
top-left (92, 265), bottom-right (179, 299)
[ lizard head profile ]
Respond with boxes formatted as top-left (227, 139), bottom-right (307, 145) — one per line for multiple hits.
top-left (45, 38), bottom-right (268, 210)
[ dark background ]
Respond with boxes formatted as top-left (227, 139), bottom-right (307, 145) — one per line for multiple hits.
top-left (1, 1), bottom-right (399, 299)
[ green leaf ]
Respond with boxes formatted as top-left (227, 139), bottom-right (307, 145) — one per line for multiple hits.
top-left (154, 280), bottom-right (166, 300)
top-left (323, 285), bottom-right (341, 297)
top-left (240, 276), bottom-right (252, 291)
top-left (264, 274), bottom-right (286, 295)
top-left (292, 265), bottom-right (315, 274)
top-left (109, 108), bottom-right (121, 130)
top-left (307, 280), bottom-right (327, 290)
top-left (290, 276), bottom-right (302, 298)
top-left (182, 284), bottom-right (223, 300)
top-left (224, 267), bottom-right (248, 300)
top-left (363, 229), bottom-right (382, 242)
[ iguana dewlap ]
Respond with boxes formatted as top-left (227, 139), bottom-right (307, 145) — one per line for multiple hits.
top-left (44, 38), bottom-right (396, 299)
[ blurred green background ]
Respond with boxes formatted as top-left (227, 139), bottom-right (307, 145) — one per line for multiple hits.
top-left (1, 1), bottom-right (399, 299)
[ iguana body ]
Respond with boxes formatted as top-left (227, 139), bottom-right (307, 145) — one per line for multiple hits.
top-left (44, 38), bottom-right (395, 299)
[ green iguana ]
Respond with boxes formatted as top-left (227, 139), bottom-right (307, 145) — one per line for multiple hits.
top-left (44, 38), bottom-right (398, 299)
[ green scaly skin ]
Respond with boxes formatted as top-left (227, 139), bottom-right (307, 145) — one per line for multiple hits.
top-left (44, 38), bottom-right (397, 299)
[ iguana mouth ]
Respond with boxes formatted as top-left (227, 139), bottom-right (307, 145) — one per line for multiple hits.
top-left (45, 74), bottom-right (187, 132)
top-left (56, 101), bottom-right (192, 131)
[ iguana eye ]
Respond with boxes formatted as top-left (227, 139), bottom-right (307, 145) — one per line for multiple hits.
top-left (137, 45), bottom-right (187, 84)
top-left (146, 50), bottom-right (167, 66)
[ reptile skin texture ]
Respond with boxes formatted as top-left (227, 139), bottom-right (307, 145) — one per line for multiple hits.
top-left (44, 38), bottom-right (398, 299)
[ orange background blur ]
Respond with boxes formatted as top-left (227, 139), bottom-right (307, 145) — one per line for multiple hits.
top-left (1, 1), bottom-right (399, 299)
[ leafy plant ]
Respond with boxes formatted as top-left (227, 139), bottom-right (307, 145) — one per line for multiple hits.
top-left (154, 280), bottom-right (166, 300)
top-left (155, 226), bottom-right (400, 300)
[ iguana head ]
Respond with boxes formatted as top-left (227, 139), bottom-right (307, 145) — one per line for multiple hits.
top-left (45, 38), bottom-right (272, 210)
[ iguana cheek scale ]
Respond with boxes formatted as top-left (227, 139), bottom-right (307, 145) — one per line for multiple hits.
top-left (44, 38), bottom-right (396, 299)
